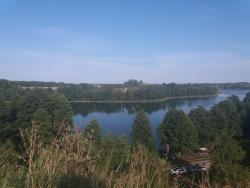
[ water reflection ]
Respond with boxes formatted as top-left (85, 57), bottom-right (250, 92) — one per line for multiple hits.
top-left (72, 89), bottom-right (249, 145)
top-left (72, 96), bottom-right (218, 117)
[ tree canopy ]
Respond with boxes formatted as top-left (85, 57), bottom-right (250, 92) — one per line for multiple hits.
top-left (189, 106), bottom-right (215, 146)
top-left (211, 135), bottom-right (247, 186)
top-left (131, 110), bottom-right (155, 151)
top-left (243, 93), bottom-right (250, 139)
top-left (84, 120), bottom-right (101, 143)
top-left (210, 96), bottom-right (243, 138)
top-left (0, 79), bottom-right (218, 101)
top-left (0, 97), bottom-right (7, 124)
top-left (0, 89), bottom-right (73, 144)
top-left (158, 109), bottom-right (198, 154)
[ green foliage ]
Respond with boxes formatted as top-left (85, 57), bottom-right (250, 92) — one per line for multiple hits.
top-left (131, 110), bottom-right (155, 151)
top-left (189, 106), bottom-right (215, 146)
top-left (188, 96), bottom-right (244, 147)
top-left (0, 98), bottom-right (13, 143)
top-left (230, 95), bottom-right (243, 111)
top-left (48, 93), bottom-right (73, 124)
top-left (101, 134), bottom-right (130, 171)
top-left (32, 108), bottom-right (53, 140)
top-left (1, 78), bottom-right (250, 187)
top-left (0, 89), bottom-right (73, 144)
top-left (240, 139), bottom-right (250, 167)
top-left (0, 140), bottom-right (23, 188)
top-left (84, 120), bottom-right (101, 143)
top-left (211, 135), bottom-right (249, 186)
top-left (124, 79), bottom-right (144, 87)
top-left (210, 96), bottom-right (243, 138)
top-left (216, 82), bottom-right (250, 89)
top-left (0, 125), bottom-right (172, 188)
top-left (0, 79), bottom-right (218, 102)
top-left (243, 92), bottom-right (250, 139)
top-left (0, 97), bottom-right (7, 123)
top-left (58, 82), bottom-right (218, 101)
top-left (158, 109), bottom-right (198, 154)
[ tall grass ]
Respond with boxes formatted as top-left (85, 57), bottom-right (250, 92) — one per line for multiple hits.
top-left (0, 123), bottom-right (249, 188)
top-left (0, 124), bottom-right (173, 188)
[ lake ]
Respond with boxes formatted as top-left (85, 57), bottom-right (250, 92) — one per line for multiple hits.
top-left (72, 89), bottom-right (249, 145)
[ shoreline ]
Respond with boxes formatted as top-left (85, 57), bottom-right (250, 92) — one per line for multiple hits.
top-left (69, 94), bottom-right (218, 104)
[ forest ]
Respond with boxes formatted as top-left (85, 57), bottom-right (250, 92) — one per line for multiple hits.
top-left (58, 82), bottom-right (218, 101)
top-left (0, 79), bottom-right (219, 101)
top-left (2, 79), bottom-right (250, 103)
top-left (0, 84), bottom-right (250, 187)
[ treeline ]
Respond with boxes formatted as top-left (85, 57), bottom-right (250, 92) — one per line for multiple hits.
top-left (0, 79), bottom-right (218, 101)
top-left (214, 82), bottom-right (250, 89)
top-left (0, 79), bottom-right (64, 87)
top-left (3, 79), bottom-right (250, 102)
top-left (57, 83), bottom-right (218, 101)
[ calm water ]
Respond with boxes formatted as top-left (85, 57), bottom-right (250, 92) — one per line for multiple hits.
top-left (72, 89), bottom-right (249, 145)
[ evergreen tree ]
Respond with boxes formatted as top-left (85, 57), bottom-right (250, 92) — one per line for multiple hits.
top-left (158, 109), bottom-right (198, 154)
top-left (48, 93), bottom-right (73, 124)
top-left (211, 135), bottom-right (247, 186)
top-left (189, 106), bottom-right (215, 146)
top-left (131, 110), bottom-right (155, 151)
top-left (210, 97), bottom-right (243, 138)
top-left (102, 134), bottom-right (130, 170)
top-left (84, 120), bottom-right (101, 143)
top-left (0, 89), bottom-right (73, 144)
top-left (243, 92), bottom-right (250, 139)
top-left (229, 95), bottom-right (243, 111)
top-left (31, 108), bottom-right (53, 140)
top-left (0, 97), bottom-right (8, 142)
top-left (0, 97), bottom-right (7, 124)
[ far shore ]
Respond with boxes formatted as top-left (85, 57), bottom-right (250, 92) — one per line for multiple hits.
top-left (69, 94), bottom-right (218, 104)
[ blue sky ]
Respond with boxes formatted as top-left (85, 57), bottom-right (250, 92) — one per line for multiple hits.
top-left (0, 0), bottom-right (250, 83)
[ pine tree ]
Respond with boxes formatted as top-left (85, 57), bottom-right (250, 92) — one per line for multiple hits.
top-left (32, 108), bottom-right (53, 141)
top-left (243, 92), bottom-right (250, 139)
top-left (158, 109), bottom-right (198, 154)
top-left (211, 135), bottom-right (247, 186)
top-left (0, 97), bottom-right (8, 142)
top-left (84, 120), bottom-right (101, 143)
top-left (189, 106), bottom-right (215, 146)
top-left (131, 110), bottom-right (155, 151)
top-left (210, 97), bottom-right (243, 138)
top-left (0, 97), bottom-right (7, 123)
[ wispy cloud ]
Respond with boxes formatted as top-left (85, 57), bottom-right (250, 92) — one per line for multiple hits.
top-left (0, 27), bottom-right (249, 83)
top-left (32, 26), bottom-right (113, 54)
top-left (0, 47), bottom-right (250, 83)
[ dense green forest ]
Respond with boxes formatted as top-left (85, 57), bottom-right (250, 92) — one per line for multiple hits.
top-left (1, 85), bottom-right (250, 187)
top-left (0, 79), bottom-right (219, 101)
top-left (58, 82), bottom-right (218, 101)
top-left (2, 78), bottom-right (250, 102)
top-left (214, 82), bottom-right (250, 89)
top-left (0, 89), bottom-right (73, 144)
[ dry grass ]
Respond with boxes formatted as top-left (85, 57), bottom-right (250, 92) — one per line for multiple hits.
top-left (110, 146), bottom-right (173, 188)
top-left (1, 123), bottom-right (249, 188)
top-left (0, 123), bottom-right (172, 188)
top-left (19, 123), bottom-right (96, 188)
